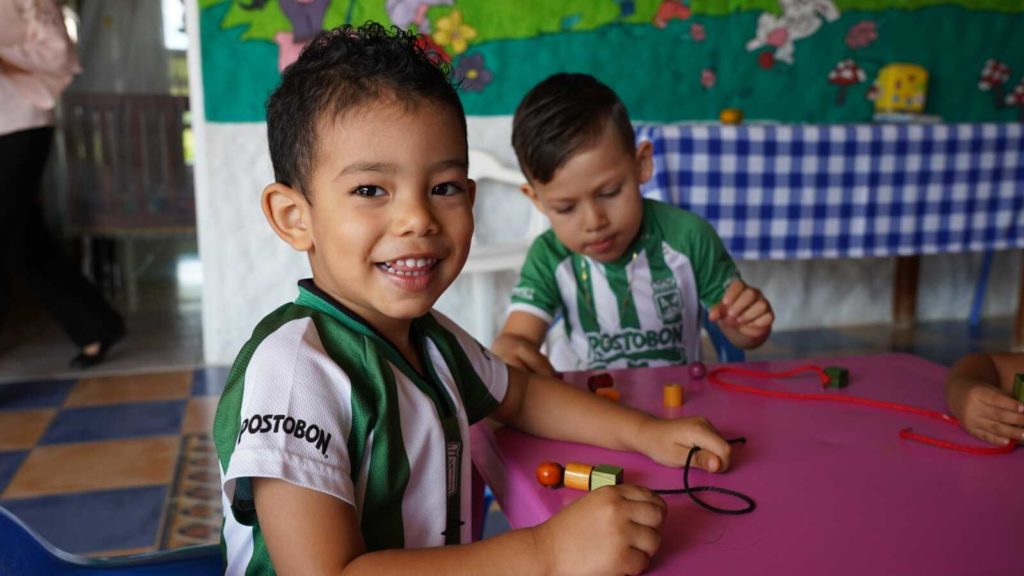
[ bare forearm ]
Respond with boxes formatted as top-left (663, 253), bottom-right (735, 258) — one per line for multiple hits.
top-left (341, 528), bottom-right (548, 576)
top-left (498, 370), bottom-right (648, 452)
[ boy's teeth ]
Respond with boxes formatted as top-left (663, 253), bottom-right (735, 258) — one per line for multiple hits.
top-left (384, 258), bottom-right (436, 271)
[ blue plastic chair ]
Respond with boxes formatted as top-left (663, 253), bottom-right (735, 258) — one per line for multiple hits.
top-left (0, 505), bottom-right (222, 575)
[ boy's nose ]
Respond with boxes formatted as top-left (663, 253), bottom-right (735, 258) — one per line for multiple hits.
top-left (583, 204), bottom-right (608, 232)
top-left (392, 195), bottom-right (440, 236)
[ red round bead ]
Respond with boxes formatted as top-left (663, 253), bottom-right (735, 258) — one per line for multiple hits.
top-left (535, 461), bottom-right (564, 488)
top-left (689, 361), bottom-right (707, 380)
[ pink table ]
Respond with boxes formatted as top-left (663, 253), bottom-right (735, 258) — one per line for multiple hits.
top-left (470, 354), bottom-right (1023, 575)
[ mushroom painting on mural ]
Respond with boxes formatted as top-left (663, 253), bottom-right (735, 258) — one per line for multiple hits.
top-left (828, 59), bottom-right (866, 105)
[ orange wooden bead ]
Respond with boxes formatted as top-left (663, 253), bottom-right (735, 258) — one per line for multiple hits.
top-left (663, 383), bottom-right (684, 407)
top-left (535, 461), bottom-right (564, 488)
top-left (595, 387), bottom-right (621, 402)
top-left (564, 462), bottom-right (593, 491)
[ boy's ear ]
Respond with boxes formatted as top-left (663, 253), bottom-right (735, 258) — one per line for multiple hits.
top-left (636, 140), bottom-right (654, 184)
top-left (261, 182), bottom-right (313, 251)
top-left (519, 182), bottom-right (543, 211)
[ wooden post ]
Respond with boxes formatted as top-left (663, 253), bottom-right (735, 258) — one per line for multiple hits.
top-left (893, 256), bottom-right (919, 327)
top-left (1015, 251), bottom-right (1024, 351)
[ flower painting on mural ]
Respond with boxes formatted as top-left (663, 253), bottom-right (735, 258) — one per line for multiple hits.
top-left (386, 0), bottom-right (453, 33)
top-left (454, 53), bottom-right (492, 92)
top-left (242, 0), bottom-right (329, 71)
top-left (745, 0), bottom-right (840, 67)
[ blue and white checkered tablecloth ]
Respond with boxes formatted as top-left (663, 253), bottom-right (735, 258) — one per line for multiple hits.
top-left (637, 123), bottom-right (1024, 260)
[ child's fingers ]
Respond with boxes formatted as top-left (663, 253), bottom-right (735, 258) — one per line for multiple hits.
top-left (724, 287), bottom-right (757, 319)
top-left (689, 449), bottom-right (724, 473)
top-left (736, 299), bottom-right (770, 324)
top-left (720, 279), bottom-right (745, 305)
top-left (973, 417), bottom-right (1022, 445)
top-left (977, 388), bottom-right (1024, 414)
top-left (707, 302), bottom-right (727, 322)
top-left (616, 483), bottom-right (667, 512)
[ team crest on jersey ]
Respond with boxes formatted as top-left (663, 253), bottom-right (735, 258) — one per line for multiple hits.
top-left (652, 278), bottom-right (681, 323)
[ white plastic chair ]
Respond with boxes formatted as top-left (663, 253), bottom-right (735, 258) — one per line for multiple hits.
top-left (463, 149), bottom-right (548, 344)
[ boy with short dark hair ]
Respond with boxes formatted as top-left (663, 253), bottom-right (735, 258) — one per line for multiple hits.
top-left (214, 24), bottom-right (734, 575)
top-left (494, 73), bottom-right (774, 375)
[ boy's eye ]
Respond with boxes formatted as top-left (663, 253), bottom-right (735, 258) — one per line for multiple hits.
top-left (553, 205), bottom-right (575, 215)
top-left (432, 182), bottom-right (464, 196)
top-left (353, 185), bottom-right (385, 197)
top-left (599, 188), bottom-right (621, 198)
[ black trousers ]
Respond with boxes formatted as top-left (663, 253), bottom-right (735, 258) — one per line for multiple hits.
top-left (0, 126), bottom-right (124, 347)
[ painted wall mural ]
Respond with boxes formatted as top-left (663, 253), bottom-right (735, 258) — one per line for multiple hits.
top-left (198, 0), bottom-right (1024, 123)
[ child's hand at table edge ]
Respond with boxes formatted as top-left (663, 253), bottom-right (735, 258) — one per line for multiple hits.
top-left (534, 483), bottom-right (667, 576)
top-left (635, 415), bottom-right (732, 473)
top-left (951, 379), bottom-right (1024, 446)
top-left (708, 279), bottom-right (773, 345)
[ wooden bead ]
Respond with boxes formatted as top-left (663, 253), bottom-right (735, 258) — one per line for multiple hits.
top-left (563, 462), bottom-right (593, 491)
top-left (590, 464), bottom-right (624, 490)
top-left (689, 362), bottom-right (706, 380)
top-left (535, 461), bottom-right (564, 488)
top-left (663, 383), bottom-right (684, 407)
top-left (824, 366), bottom-right (849, 388)
top-left (587, 373), bottom-right (614, 392)
top-left (595, 387), bottom-right (620, 402)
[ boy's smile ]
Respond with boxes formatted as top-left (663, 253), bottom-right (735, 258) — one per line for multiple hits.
top-left (523, 122), bottom-right (652, 263)
top-left (283, 98), bottom-right (475, 341)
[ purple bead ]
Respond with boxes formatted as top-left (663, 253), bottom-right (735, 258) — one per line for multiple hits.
top-left (688, 361), bottom-right (706, 380)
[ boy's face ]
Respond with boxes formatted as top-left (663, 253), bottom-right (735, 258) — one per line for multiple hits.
top-left (522, 124), bottom-right (652, 263)
top-left (290, 100), bottom-right (475, 335)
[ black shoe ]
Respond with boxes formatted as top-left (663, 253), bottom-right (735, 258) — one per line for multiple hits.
top-left (69, 328), bottom-right (125, 369)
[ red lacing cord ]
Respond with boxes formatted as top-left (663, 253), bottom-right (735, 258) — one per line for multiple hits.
top-left (708, 365), bottom-right (1015, 455)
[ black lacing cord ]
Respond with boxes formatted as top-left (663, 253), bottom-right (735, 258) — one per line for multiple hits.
top-left (651, 437), bottom-right (755, 515)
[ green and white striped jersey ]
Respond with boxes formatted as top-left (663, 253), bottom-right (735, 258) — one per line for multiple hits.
top-left (510, 199), bottom-right (737, 370)
top-left (214, 280), bottom-right (508, 575)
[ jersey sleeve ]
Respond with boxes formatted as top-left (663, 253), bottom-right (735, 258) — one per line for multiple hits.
top-left (508, 232), bottom-right (564, 324)
top-left (218, 318), bottom-right (355, 525)
top-left (655, 203), bottom-right (739, 309)
top-left (688, 214), bottom-right (739, 308)
top-left (429, 312), bottom-right (510, 424)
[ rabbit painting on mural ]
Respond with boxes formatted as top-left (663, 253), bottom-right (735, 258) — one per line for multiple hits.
top-left (745, 0), bottom-right (840, 65)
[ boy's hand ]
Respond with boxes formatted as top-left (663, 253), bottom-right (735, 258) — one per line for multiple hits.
top-left (708, 279), bottom-right (773, 344)
top-left (534, 484), bottom-right (666, 576)
top-left (493, 334), bottom-right (556, 377)
top-left (636, 415), bottom-right (732, 473)
top-left (950, 380), bottom-right (1024, 445)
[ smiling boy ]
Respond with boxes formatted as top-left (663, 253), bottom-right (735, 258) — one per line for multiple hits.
top-left (493, 73), bottom-right (774, 375)
top-left (213, 24), bottom-right (735, 576)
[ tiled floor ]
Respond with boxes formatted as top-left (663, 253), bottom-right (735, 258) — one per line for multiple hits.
top-left (0, 260), bottom-right (1018, 558)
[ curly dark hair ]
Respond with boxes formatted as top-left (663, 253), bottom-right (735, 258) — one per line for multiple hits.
top-left (511, 73), bottom-right (636, 185)
top-left (265, 22), bottom-right (465, 199)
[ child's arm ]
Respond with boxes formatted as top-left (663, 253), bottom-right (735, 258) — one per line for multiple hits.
top-left (944, 352), bottom-right (1024, 446)
top-left (492, 311), bottom-right (557, 376)
top-left (708, 279), bottom-right (774, 350)
top-left (492, 366), bottom-right (733, 473)
top-left (254, 467), bottom-right (666, 575)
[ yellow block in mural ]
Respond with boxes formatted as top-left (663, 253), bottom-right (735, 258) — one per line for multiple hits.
top-left (874, 63), bottom-right (928, 114)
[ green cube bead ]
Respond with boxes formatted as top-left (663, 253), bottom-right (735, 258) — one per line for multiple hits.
top-left (1013, 374), bottom-right (1024, 404)
top-left (590, 464), bottom-right (624, 490)
top-left (824, 366), bottom-right (849, 389)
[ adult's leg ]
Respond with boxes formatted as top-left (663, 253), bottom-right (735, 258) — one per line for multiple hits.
top-left (6, 127), bottom-right (125, 348)
top-left (0, 128), bottom-right (45, 327)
